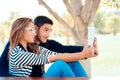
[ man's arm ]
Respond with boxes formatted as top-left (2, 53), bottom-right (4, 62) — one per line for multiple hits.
top-left (40, 40), bottom-right (84, 53)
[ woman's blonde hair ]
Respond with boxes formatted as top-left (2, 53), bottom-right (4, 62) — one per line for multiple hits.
top-left (9, 17), bottom-right (31, 51)
top-left (9, 17), bottom-right (39, 54)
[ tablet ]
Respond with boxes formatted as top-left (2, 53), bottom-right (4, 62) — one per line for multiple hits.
top-left (88, 27), bottom-right (95, 46)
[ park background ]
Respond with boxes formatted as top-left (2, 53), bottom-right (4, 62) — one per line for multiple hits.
top-left (0, 0), bottom-right (120, 79)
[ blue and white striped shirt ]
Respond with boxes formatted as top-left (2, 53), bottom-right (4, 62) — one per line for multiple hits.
top-left (9, 44), bottom-right (58, 76)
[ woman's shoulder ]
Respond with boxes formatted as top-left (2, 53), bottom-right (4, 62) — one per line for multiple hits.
top-left (38, 46), bottom-right (46, 50)
top-left (11, 44), bottom-right (25, 53)
top-left (38, 46), bottom-right (50, 53)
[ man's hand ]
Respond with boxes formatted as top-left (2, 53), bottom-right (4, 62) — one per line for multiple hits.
top-left (82, 38), bottom-right (99, 58)
top-left (93, 37), bottom-right (99, 56)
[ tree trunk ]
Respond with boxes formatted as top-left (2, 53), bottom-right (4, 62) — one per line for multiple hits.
top-left (38, 0), bottom-right (100, 77)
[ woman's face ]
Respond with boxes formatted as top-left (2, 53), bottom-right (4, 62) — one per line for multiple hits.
top-left (22, 22), bottom-right (36, 43)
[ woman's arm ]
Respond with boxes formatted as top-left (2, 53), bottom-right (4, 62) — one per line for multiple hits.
top-left (10, 43), bottom-right (98, 67)
top-left (48, 44), bottom-right (98, 62)
top-left (10, 46), bottom-right (58, 67)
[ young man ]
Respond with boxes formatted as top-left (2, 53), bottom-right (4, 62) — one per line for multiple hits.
top-left (34, 16), bottom-right (98, 77)
top-left (0, 16), bottom-right (98, 76)
top-left (34, 16), bottom-right (98, 54)
top-left (34, 16), bottom-right (85, 53)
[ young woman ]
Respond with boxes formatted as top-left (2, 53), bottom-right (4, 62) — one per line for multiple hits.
top-left (9, 17), bottom-right (98, 77)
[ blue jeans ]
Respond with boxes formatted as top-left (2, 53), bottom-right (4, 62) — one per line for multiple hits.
top-left (43, 60), bottom-right (87, 77)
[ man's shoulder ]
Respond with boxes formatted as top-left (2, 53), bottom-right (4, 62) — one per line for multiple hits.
top-left (47, 39), bottom-right (60, 44)
top-left (47, 39), bottom-right (57, 42)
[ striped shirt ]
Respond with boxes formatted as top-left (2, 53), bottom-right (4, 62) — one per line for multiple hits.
top-left (9, 44), bottom-right (58, 77)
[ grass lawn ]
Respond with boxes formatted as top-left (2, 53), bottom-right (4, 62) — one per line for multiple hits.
top-left (91, 34), bottom-right (120, 76)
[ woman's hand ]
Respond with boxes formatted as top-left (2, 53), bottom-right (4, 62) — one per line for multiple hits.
top-left (82, 39), bottom-right (98, 58)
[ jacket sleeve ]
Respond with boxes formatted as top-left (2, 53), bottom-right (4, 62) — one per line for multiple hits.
top-left (0, 41), bottom-right (10, 76)
top-left (0, 41), bottom-right (10, 66)
top-left (47, 40), bottom-right (84, 53)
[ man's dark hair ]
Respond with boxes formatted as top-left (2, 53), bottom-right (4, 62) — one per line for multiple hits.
top-left (34, 16), bottom-right (53, 28)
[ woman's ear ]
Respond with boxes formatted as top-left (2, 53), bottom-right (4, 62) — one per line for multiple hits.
top-left (34, 25), bottom-right (38, 31)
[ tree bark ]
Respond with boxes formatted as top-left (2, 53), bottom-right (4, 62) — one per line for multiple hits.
top-left (38, 0), bottom-right (100, 77)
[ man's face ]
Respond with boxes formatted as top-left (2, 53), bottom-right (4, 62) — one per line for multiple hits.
top-left (37, 23), bottom-right (52, 43)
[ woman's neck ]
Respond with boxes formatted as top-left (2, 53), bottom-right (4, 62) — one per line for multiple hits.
top-left (20, 40), bottom-right (28, 51)
top-left (36, 40), bottom-right (40, 45)
top-left (34, 38), bottom-right (40, 45)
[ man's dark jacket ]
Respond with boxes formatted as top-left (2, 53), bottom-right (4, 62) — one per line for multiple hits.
top-left (0, 40), bottom-right (83, 76)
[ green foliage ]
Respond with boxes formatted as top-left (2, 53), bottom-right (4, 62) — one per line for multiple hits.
top-left (105, 14), bottom-right (120, 35)
top-left (0, 12), bottom-right (20, 55)
top-left (101, 0), bottom-right (120, 10)
top-left (0, 12), bottom-right (20, 43)
top-left (93, 11), bottom-right (120, 35)
top-left (93, 12), bottom-right (105, 33)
